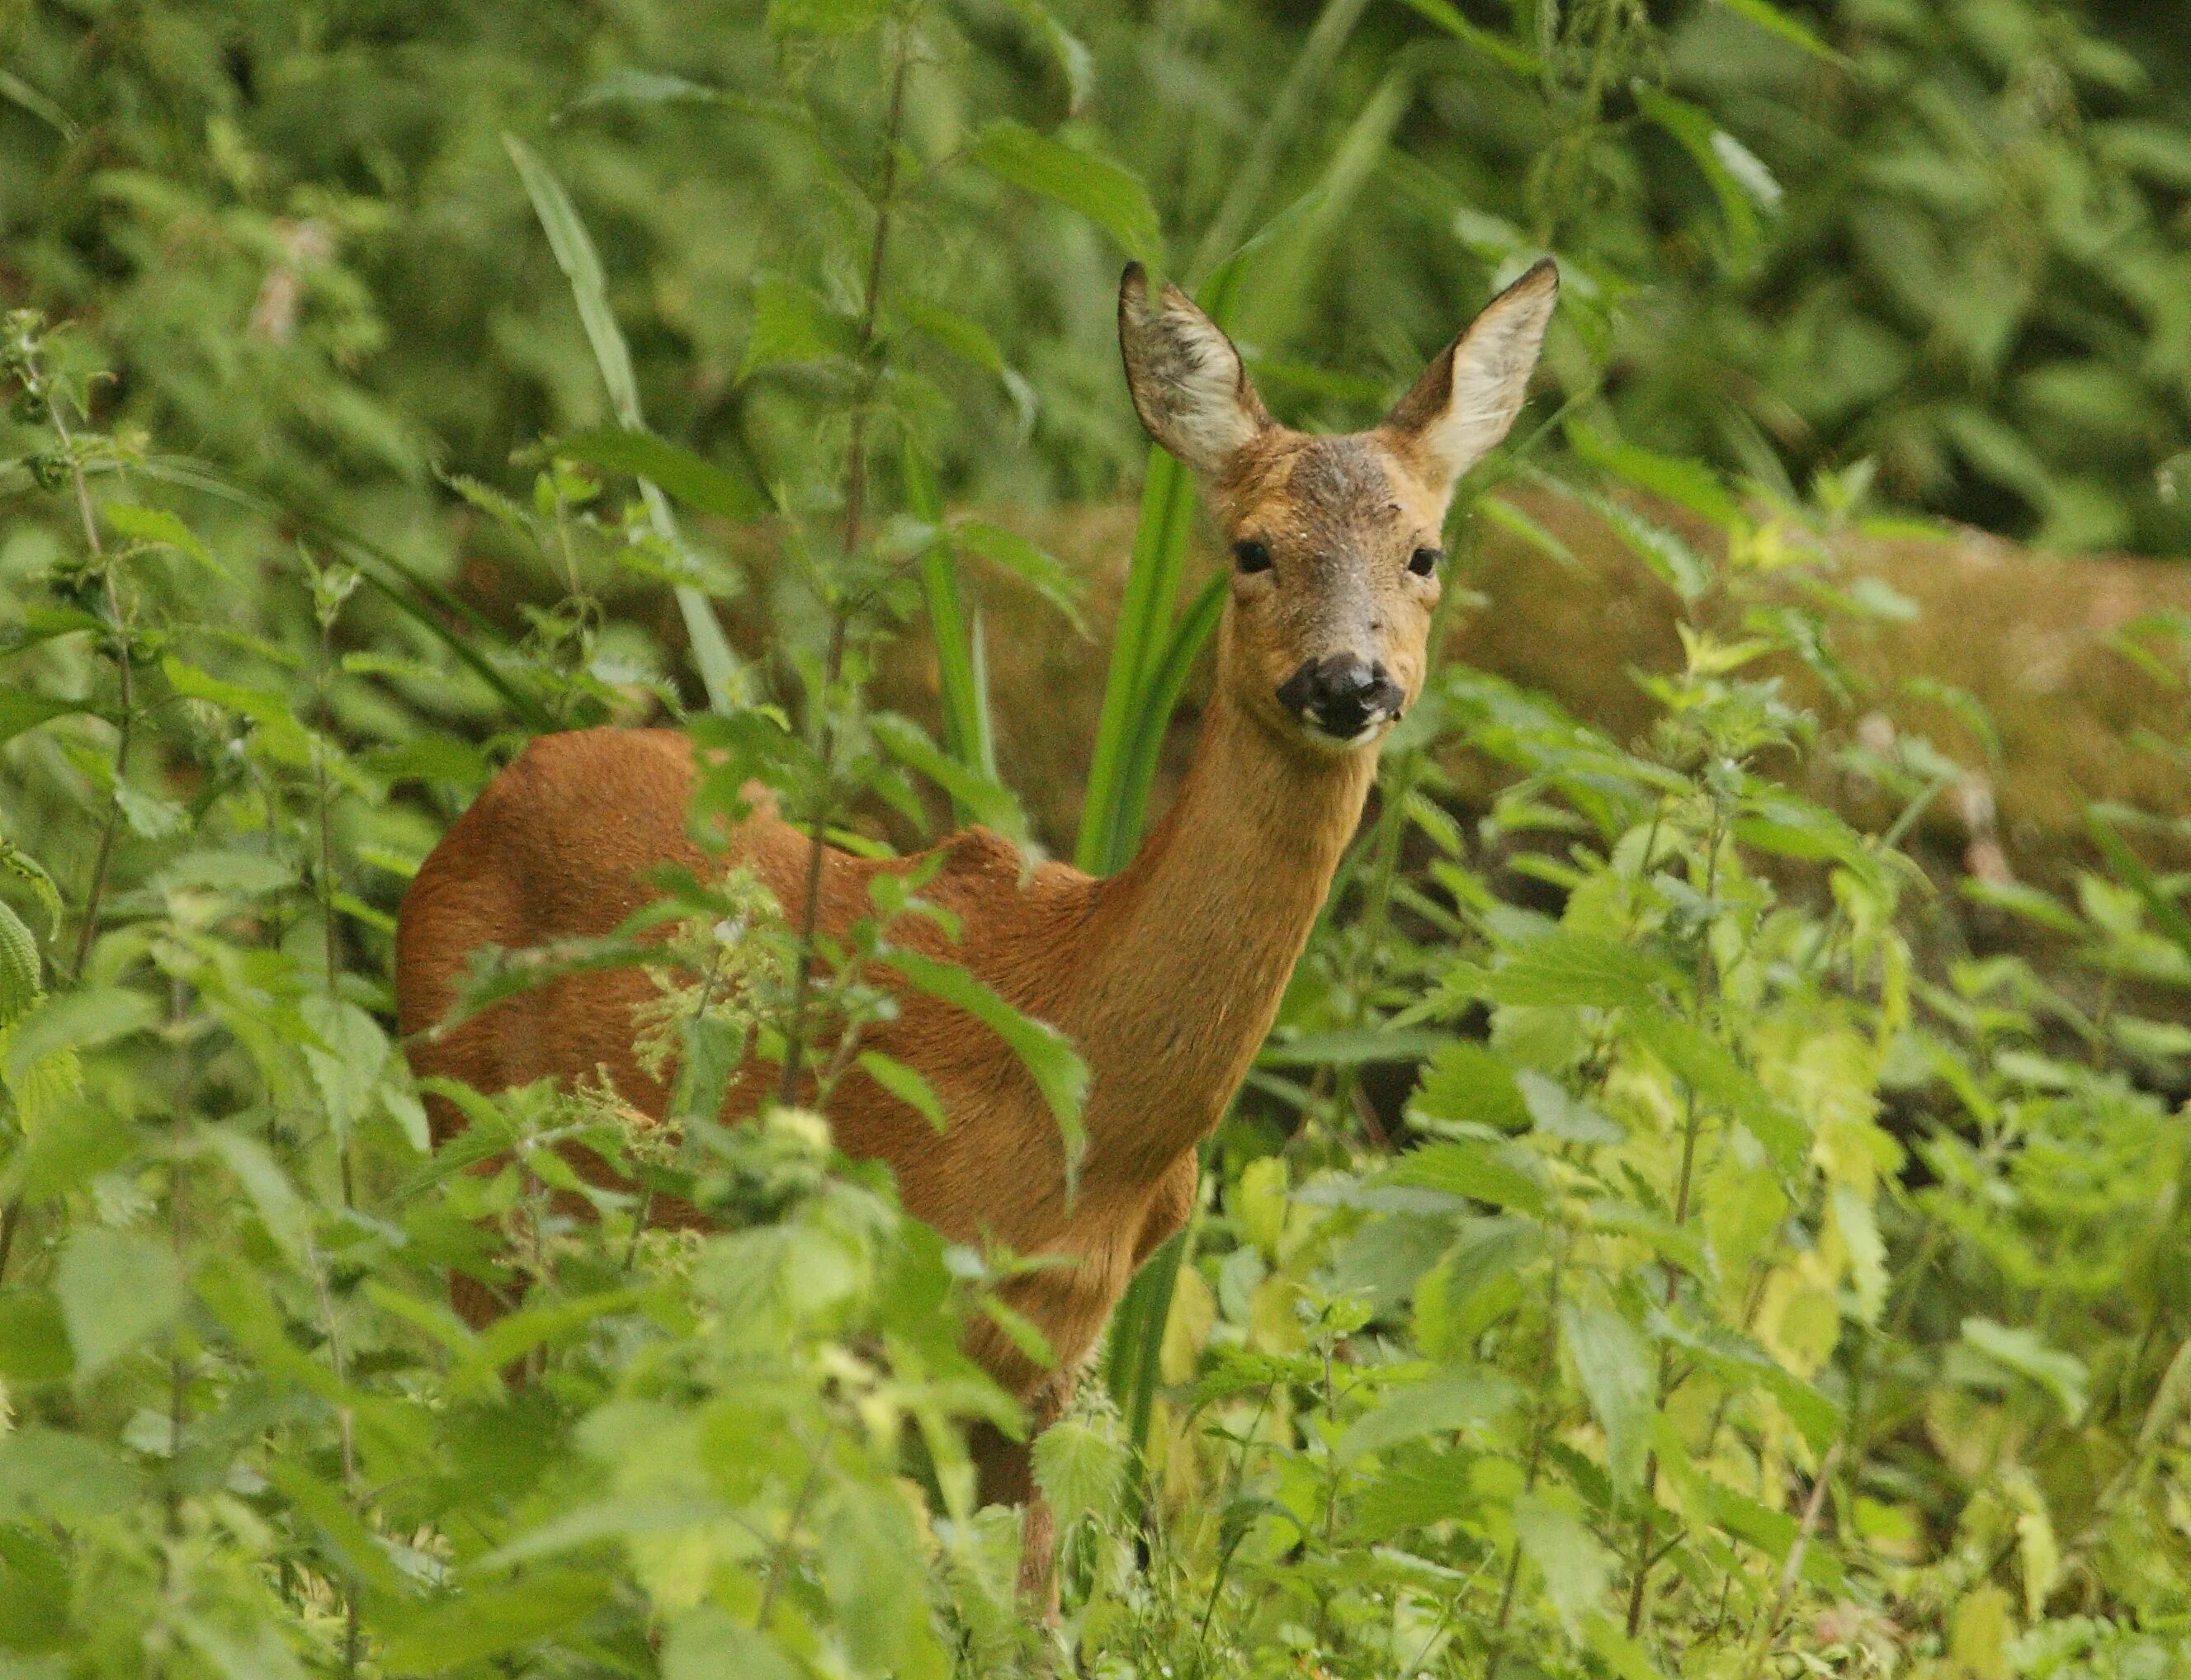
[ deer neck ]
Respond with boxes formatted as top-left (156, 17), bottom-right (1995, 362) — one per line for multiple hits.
top-left (1070, 688), bottom-right (1376, 1185)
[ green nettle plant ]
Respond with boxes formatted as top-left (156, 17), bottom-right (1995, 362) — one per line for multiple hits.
top-left (0, 0), bottom-right (2188, 1677)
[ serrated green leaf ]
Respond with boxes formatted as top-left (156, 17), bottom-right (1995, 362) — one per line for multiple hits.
top-left (972, 120), bottom-right (1163, 271)
top-left (1385, 1139), bottom-right (1546, 1216)
top-left (1033, 1414), bottom-right (1130, 1529)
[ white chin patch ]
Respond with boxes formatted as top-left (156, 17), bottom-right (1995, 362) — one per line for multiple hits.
top-left (1298, 710), bottom-right (1391, 751)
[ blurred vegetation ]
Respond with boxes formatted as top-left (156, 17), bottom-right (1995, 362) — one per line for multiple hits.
top-left (3, 0), bottom-right (2189, 558)
top-left (1, 0), bottom-right (2189, 1678)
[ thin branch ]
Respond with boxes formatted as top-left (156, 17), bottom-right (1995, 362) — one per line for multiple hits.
top-left (1739, 1444), bottom-right (1843, 1680)
top-left (777, 17), bottom-right (916, 1107)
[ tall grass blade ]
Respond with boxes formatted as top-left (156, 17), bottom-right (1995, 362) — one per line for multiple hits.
top-left (1076, 451), bottom-right (1196, 872)
top-left (903, 441), bottom-right (995, 815)
top-left (505, 134), bottom-right (742, 715)
top-left (1105, 1228), bottom-right (1185, 1484)
top-left (1104, 573), bottom-right (1226, 867)
top-left (1183, 0), bottom-right (1376, 284)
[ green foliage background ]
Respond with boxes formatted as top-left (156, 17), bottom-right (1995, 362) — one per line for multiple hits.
top-left (0, 0), bottom-right (2189, 1677)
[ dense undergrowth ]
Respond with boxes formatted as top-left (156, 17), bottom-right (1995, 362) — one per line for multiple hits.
top-left (2, 0), bottom-right (2190, 1677)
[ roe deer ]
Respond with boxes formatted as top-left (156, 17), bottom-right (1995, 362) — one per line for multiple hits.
top-left (394, 257), bottom-right (1557, 1596)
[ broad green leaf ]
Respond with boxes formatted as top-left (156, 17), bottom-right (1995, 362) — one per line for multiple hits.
top-left (0, 899), bottom-right (40, 1029)
top-left (0, 1428), bottom-right (140, 1521)
top-left (1480, 493), bottom-right (1578, 569)
top-left (102, 503), bottom-right (222, 573)
top-left (1514, 1491), bottom-right (1614, 1637)
top-left (0, 604), bottom-right (105, 656)
top-left (0, 689), bottom-right (90, 747)
top-left (56, 1226), bottom-right (185, 1379)
top-left (1563, 1302), bottom-right (1655, 1490)
top-left (0, 1288), bottom-right (72, 1382)
top-left (897, 297), bottom-right (1036, 427)
top-left (1650, 1312), bottom-right (1841, 1451)
top-left (662, 1608), bottom-right (801, 1680)
top-left (869, 712), bottom-right (1029, 843)
top-left (7, 986), bottom-right (158, 1085)
top-left (1565, 422), bottom-right (1739, 525)
top-left (1556, 479), bottom-right (1712, 600)
top-left (739, 274), bottom-right (857, 376)
top-left (1414, 1041), bottom-right (1528, 1130)
top-left (374, 1571), bottom-right (613, 1670)
top-left (1962, 1317), bottom-right (2089, 1422)
top-left (204, 1127), bottom-right (311, 1261)
top-left (264, 1460), bottom-right (410, 1598)
top-left (1339, 1371), bottom-right (1518, 1459)
top-left (554, 426), bottom-right (765, 521)
top-left (163, 657), bottom-right (314, 765)
top-left (821, 1484), bottom-right (948, 1680)
top-left (972, 120), bottom-right (1163, 271)
top-left (300, 996), bottom-right (390, 1146)
top-left (997, 0), bottom-right (1095, 111)
top-left (951, 519), bottom-right (1088, 631)
top-left (1517, 1070), bottom-right (1626, 1144)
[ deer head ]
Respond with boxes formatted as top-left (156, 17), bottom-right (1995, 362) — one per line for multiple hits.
top-left (1119, 258), bottom-right (1558, 756)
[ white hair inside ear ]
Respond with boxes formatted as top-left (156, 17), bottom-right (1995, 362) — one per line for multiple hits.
top-left (1117, 263), bottom-right (1271, 474)
top-left (1386, 258), bottom-right (1559, 489)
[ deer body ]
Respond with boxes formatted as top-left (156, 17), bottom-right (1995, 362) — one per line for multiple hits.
top-left (397, 684), bottom-right (1374, 1394)
top-left (395, 257), bottom-right (1556, 1579)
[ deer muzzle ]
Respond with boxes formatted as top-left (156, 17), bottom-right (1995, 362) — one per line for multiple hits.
top-left (1276, 654), bottom-right (1405, 744)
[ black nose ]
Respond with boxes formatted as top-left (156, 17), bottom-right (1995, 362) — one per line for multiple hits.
top-left (1275, 655), bottom-right (1405, 739)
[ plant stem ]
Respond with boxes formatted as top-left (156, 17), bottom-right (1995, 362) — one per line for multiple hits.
top-left (314, 598), bottom-right (355, 1207)
top-left (309, 1237), bottom-right (365, 1675)
top-left (1738, 1444), bottom-right (1841, 1680)
top-left (52, 396), bottom-right (134, 984)
top-left (1624, 800), bottom-right (1724, 1638)
top-left (757, 1419), bottom-right (838, 1631)
top-left (777, 17), bottom-right (914, 1107)
top-left (1485, 1234), bottom-right (1568, 1674)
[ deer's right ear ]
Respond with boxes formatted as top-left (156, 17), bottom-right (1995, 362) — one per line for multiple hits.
top-left (1119, 263), bottom-right (1270, 474)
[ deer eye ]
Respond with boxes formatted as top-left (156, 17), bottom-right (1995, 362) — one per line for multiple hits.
top-left (1408, 545), bottom-right (1442, 578)
top-left (1233, 539), bottom-right (1273, 575)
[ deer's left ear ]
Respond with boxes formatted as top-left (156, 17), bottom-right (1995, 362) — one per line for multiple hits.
top-left (1384, 258), bottom-right (1558, 492)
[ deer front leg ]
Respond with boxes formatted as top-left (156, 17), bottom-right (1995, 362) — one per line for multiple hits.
top-left (972, 1360), bottom-right (1079, 1621)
